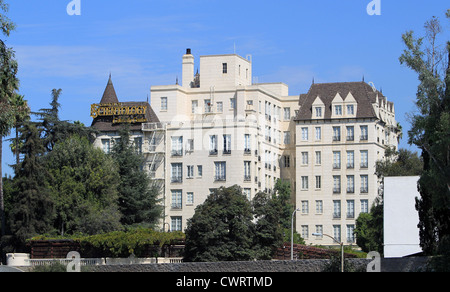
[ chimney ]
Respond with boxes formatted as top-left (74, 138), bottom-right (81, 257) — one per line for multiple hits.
top-left (182, 48), bottom-right (194, 88)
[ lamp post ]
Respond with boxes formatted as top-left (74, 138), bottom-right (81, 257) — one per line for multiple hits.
top-left (291, 208), bottom-right (300, 260)
top-left (312, 233), bottom-right (344, 272)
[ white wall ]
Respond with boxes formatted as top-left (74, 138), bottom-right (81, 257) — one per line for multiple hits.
top-left (384, 176), bottom-right (422, 258)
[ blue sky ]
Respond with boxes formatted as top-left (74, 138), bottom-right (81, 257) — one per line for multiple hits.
top-left (2, 0), bottom-right (450, 177)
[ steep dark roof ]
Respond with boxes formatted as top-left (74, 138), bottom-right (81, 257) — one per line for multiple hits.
top-left (91, 76), bottom-right (160, 132)
top-left (295, 81), bottom-right (387, 121)
top-left (100, 75), bottom-right (119, 104)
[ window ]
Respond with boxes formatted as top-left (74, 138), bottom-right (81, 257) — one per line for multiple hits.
top-left (315, 107), bottom-right (322, 118)
top-left (230, 98), bottom-right (236, 110)
top-left (301, 152), bottom-right (309, 165)
top-left (361, 200), bottom-right (369, 213)
top-left (360, 150), bottom-right (368, 168)
top-left (347, 200), bottom-right (355, 218)
top-left (301, 127), bottom-right (309, 141)
top-left (191, 100), bottom-right (198, 113)
top-left (134, 137), bottom-right (142, 154)
top-left (347, 126), bottom-right (354, 141)
top-left (187, 192), bottom-right (194, 205)
top-left (101, 139), bottom-right (111, 154)
top-left (315, 225), bottom-right (323, 237)
top-left (333, 151), bottom-right (341, 169)
top-left (171, 136), bottom-right (183, 156)
top-left (216, 101), bottom-right (223, 113)
top-left (347, 151), bottom-right (355, 168)
top-left (244, 161), bottom-right (251, 181)
top-left (333, 225), bottom-right (341, 242)
top-left (347, 225), bottom-right (355, 243)
top-left (283, 131), bottom-right (291, 145)
top-left (186, 139), bottom-right (194, 152)
top-left (197, 165), bottom-right (203, 177)
top-left (223, 135), bottom-right (231, 154)
top-left (333, 201), bottom-right (341, 218)
top-left (316, 201), bottom-right (323, 214)
top-left (333, 126), bottom-right (341, 141)
top-left (171, 190), bottom-right (182, 209)
top-left (302, 226), bottom-right (309, 239)
top-left (222, 63), bottom-right (228, 74)
top-left (315, 127), bottom-right (322, 140)
top-left (214, 162), bottom-right (226, 181)
top-left (315, 151), bottom-right (322, 165)
top-left (205, 99), bottom-right (212, 113)
top-left (283, 155), bottom-right (290, 168)
top-left (315, 176), bottom-right (322, 189)
top-left (161, 97), bottom-right (168, 111)
top-left (171, 216), bottom-right (182, 232)
top-left (243, 188), bottom-right (251, 200)
top-left (209, 135), bottom-right (218, 155)
top-left (361, 175), bottom-right (369, 193)
top-left (360, 125), bottom-right (368, 140)
top-left (283, 107), bottom-right (291, 120)
top-left (333, 176), bottom-right (341, 194)
top-left (347, 175), bottom-right (355, 193)
top-left (335, 105), bottom-right (342, 116)
top-left (187, 165), bottom-right (194, 178)
top-left (302, 201), bottom-right (309, 214)
top-left (171, 163), bottom-right (183, 183)
top-left (347, 105), bottom-right (354, 115)
top-left (244, 134), bottom-right (251, 153)
top-left (301, 176), bottom-right (309, 190)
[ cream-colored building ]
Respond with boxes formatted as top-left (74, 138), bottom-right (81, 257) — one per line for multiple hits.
top-left (91, 49), bottom-right (399, 247)
top-left (147, 49), bottom-right (299, 233)
top-left (294, 82), bottom-right (399, 245)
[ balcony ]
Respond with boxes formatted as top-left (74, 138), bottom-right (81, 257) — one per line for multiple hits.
top-left (171, 177), bottom-right (183, 183)
top-left (209, 149), bottom-right (218, 156)
top-left (215, 176), bottom-right (226, 182)
top-left (223, 149), bottom-right (231, 155)
top-left (244, 148), bottom-right (251, 155)
top-left (171, 150), bottom-right (183, 157)
top-left (244, 175), bottom-right (251, 182)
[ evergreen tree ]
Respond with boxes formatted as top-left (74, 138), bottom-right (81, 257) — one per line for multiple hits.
top-left (110, 127), bottom-right (162, 227)
top-left (184, 186), bottom-right (255, 262)
top-left (8, 123), bottom-right (54, 244)
top-left (399, 12), bottom-right (450, 255)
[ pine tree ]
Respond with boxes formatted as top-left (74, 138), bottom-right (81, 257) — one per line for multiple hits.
top-left (110, 127), bottom-right (162, 227)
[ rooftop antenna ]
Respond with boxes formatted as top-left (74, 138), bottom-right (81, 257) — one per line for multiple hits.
top-left (234, 42), bottom-right (236, 54)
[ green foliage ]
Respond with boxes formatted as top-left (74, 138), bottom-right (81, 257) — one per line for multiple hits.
top-left (375, 147), bottom-right (423, 179)
top-left (355, 204), bottom-right (384, 255)
top-left (400, 13), bottom-right (450, 255)
top-left (44, 135), bottom-right (122, 236)
top-left (110, 127), bottom-right (162, 227)
top-left (184, 184), bottom-right (297, 262)
top-left (184, 186), bottom-right (256, 262)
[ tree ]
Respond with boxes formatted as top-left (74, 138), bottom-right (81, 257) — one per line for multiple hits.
top-left (0, 0), bottom-right (18, 242)
top-left (400, 12), bottom-right (450, 255)
top-left (110, 127), bottom-right (162, 227)
top-left (375, 147), bottom-right (423, 179)
top-left (43, 135), bottom-right (122, 236)
top-left (252, 191), bottom-right (283, 260)
top-left (184, 186), bottom-right (255, 262)
top-left (8, 123), bottom-right (54, 244)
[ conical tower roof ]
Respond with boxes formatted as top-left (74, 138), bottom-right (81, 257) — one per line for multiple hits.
top-left (100, 74), bottom-right (119, 104)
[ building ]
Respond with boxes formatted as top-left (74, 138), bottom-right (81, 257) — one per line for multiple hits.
top-left (91, 49), bottom-right (400, 247)
top-left (294, 81), bottom-right (400, 245)
top-left (384, 176), bottom-right (421, 258)
top-left (148, 49), bottom-right (299, 233)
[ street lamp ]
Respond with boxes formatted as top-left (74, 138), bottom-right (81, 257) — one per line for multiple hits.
top-left (312, 233), bottom-right (344, 272)
top-left (291, 208), bottom-right (300, 260)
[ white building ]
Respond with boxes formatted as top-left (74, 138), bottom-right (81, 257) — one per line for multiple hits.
top-left (91, 49), bottom-right (400, 247)
top-left (384, 176), bottom-right (421, 258)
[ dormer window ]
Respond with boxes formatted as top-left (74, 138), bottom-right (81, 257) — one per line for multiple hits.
top-left (347, 104), bottom-right (355, 115)
top-left (315, 107), bottom-right (322, 118)
top-left (335, 105), bottom-right (342, 116)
